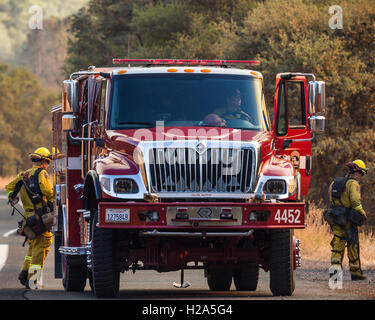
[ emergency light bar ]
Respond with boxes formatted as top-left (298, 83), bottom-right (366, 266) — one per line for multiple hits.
top-left (112, 58), bottom-right (261, 67)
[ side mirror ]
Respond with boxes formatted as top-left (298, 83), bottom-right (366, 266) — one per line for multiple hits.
top-left (308, 81), bottom-right (326, 134)
top-left (62, 114), bottom-right (77, 132)
top-left (62, 80), bottom-right (79, 113)
top-left (308, 115), bottom-right (325, 133)
top-left (308, 81), bottom-right (326, 115)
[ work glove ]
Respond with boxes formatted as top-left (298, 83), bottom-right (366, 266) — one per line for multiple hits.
top-left (8, 193), bottom-right (19, 206)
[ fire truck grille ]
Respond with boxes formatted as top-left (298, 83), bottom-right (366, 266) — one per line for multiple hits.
top-left (148, 147), bottom-right (253, 193)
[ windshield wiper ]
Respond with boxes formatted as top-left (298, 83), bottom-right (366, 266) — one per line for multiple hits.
top-left (197, 121), bottom-right (227, 128)
top-left (198, 124), bottom-right (227, 128)
top-left (118, 121), bottom-right (156, 127)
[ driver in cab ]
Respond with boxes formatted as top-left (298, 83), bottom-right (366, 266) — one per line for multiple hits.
top-left (203, 89), bottom-right (252, 126)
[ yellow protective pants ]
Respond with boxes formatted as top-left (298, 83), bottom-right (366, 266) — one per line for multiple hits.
top-left (21, 235), bottom-right (53, 280)
top-left (330, 222), bottom-right (362, 276)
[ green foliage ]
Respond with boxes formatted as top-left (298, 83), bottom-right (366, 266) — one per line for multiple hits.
top-left (131, 3), bottom-right (239, 59)
top-left (63, 0), bottom-right (138, 73)
top-left (63, 0), bottom-right (257, 73)
top-left (231, 0), bottom-right (375, 217)
top-left (132, 1), bottom-right (189, 46)
top-left (0, 63), bottom-right (58, 175)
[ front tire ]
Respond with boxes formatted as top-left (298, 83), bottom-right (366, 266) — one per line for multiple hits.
top-left (91, 210), bottom-right (120, 298)
top-left (62, 255), bottom-right (87, 292)
top-left (233, 263), bottom-right (259, 291)
top-left (206, 267), bottom-right (232, 291)
top-left (269, 229), bottom-right (295, 296)
top-left (60, 203), bottom-right (87, 292)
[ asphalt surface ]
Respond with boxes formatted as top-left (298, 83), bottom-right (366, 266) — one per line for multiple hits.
top-left (0, 191), bottom-right (374, 303)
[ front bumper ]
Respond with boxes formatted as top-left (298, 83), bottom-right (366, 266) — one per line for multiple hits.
top-left (98, 201), bottom-right (305, 230)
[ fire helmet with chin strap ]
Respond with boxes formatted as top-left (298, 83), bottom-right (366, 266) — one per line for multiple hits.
top-left (29, 147), bottom-right (52, 164)
top-left (346, 159), bottom-right (368, 175)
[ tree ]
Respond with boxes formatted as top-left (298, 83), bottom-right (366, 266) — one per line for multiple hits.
top-left (21, 16), bottom-right (70, 90)
top-left (231, 0), bottom-right (375, 227)
top-left (0, 63), bottom-right (58, 175)
top-left (63, 0), bottom-right (257, 72)
top-left (63, 0), bottom-right (141, 73)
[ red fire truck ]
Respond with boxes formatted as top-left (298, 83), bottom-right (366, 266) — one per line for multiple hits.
top-left (51, 59), bottom-right (326, 298)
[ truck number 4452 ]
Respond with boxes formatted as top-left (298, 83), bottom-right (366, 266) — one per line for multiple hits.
top-left (274, 209), bottom-right (301, 224)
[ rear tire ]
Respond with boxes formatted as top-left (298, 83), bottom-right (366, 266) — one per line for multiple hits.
top-left (61, 204), bottom-right (87, 292)
top-left (269, 229), bottom-right (295, 296)
top-left (206, 267), bottom-right (232, 291)
top-left (62, 255), bottom-right (87, 292)
top-left (233, 263), bottom-right (259, 291)
top-left (91, 210), bottom-right (120, 298)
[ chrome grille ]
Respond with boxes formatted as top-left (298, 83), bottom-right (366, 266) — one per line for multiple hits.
top-left (148, 147), bottom-right (253, 193)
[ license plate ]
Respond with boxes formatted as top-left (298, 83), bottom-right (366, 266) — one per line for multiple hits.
top-left (105, 209), bottom-right (130, 223)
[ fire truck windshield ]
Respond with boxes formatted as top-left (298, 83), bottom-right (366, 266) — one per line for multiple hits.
top-left (109, 73), bottom-right (268, 131)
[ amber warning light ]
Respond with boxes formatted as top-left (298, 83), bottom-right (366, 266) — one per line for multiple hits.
top-left (112, 58), bottom-right (261, 67)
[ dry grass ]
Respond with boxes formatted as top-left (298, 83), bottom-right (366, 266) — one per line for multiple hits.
top-left (0, 176), bottom-right (12, 191)
top-left (295, 203), bottom-right (375, 270)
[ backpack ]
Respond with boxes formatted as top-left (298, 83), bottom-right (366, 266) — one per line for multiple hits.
top-left (22, 168), bottom-right (44, 205)
top-left (11, 168), bottom-right (50, 237)
top-left (331, 177), bottom-right (350, 201)
top-left (11, 168), bottom-right (44, 205)
top-left (323, 177), bottom-right (352, 226)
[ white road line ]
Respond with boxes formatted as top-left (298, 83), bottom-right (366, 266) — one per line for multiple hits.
top-left (0, 244), bottom-right (9, 272)
top-left (0, 195), bottom-right (8, 200)
top-left (3, 229), bottom-right (18, 237)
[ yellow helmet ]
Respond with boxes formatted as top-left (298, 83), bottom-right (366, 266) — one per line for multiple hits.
top-left (51, 147), bottom-right (65, 159)
top-left (347, 159), bottom-right (368, 175)
top-left (29, 147), bottom-right (52, 163)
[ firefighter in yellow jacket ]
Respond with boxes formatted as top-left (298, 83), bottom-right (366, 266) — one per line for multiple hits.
top-left (328, 159), bottom-right (368, 281)
top-left (5, 147), bottom-right (54, 289)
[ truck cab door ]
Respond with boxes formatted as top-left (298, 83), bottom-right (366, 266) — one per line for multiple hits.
top-left (272, 73), bottom-right (312, 197)
top-left (82, 78), bottom-right (102, 175)
top-left (90, 79), bottom-right (107, 160)
top-left (80, 80), bottom-right (95, 178)
top-left (79, 77), bottom-right (107, 179)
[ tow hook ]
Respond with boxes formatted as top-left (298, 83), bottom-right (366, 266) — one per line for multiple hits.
top-left (173, 269), bottom-right (190, 288)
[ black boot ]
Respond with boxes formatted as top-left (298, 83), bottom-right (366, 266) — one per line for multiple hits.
top-left (18, 270), bottom-right (28, 286)
top-left (351, 274), bottom-right (367, 281)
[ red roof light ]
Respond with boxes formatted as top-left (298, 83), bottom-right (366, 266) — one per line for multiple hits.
top-left (113, 58), bottom-right (260, 67)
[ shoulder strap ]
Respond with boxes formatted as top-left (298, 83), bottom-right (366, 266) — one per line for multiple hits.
top-left (11, 179), bottom-right (24, 199)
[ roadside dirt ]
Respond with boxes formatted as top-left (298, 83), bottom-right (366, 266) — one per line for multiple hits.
top-left (296, 259), bottom-right (375, 299)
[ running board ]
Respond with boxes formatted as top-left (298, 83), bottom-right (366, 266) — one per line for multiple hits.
top-left (58, 246), bottom-right (90, 256)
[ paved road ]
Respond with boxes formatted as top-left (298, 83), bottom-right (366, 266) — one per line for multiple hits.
top-left (0, 192), bottom-right (373, 302)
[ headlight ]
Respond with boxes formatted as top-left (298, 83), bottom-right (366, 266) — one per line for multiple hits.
top-left (100, 177), bottom-right (111, 192)
top-left (114, 179), bottom-right (139, 194)
top-left (263, 179), bottom-right (286, 194)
